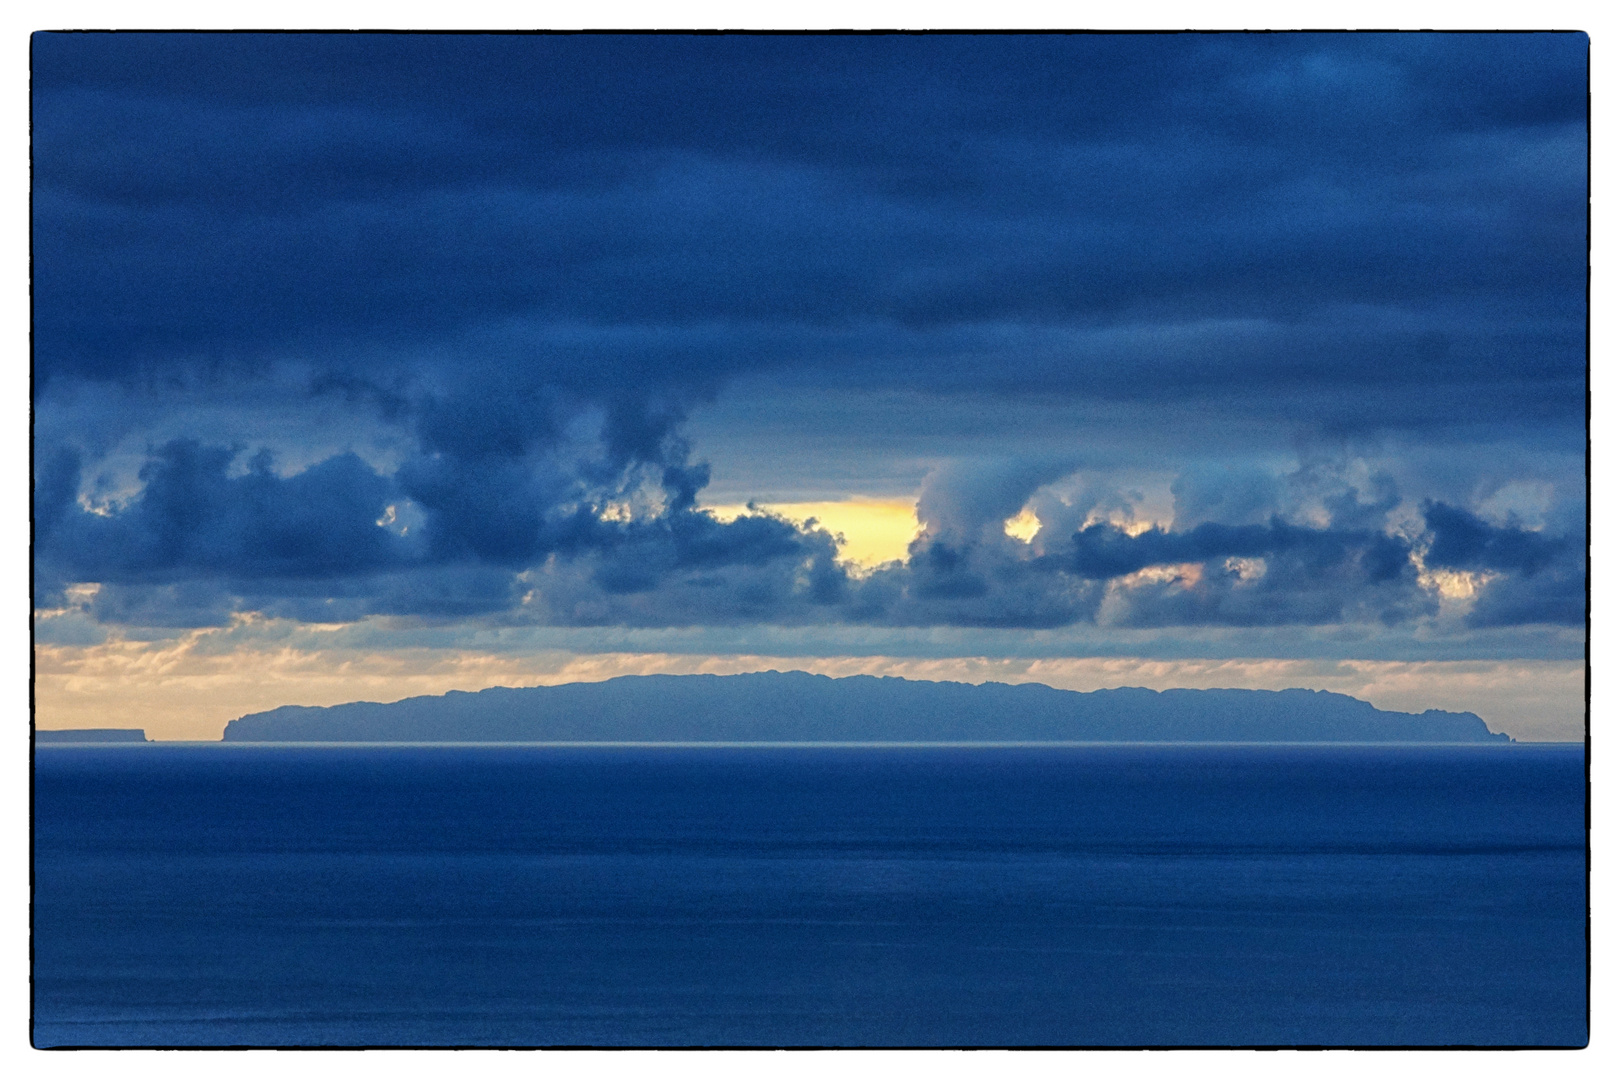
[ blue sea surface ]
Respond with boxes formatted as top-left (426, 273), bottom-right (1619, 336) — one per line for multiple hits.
top-left (33, 743), bottom-right (1586, 1047)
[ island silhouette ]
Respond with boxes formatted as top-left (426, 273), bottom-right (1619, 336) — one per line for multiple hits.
top-left (35, 729), bottom-right (149, 743)
top-left (221, 671), bottom-right (1510, 743)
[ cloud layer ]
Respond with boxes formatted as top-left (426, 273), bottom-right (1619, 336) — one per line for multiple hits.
top-left (31, 34), bottom-right (1586, 645)
top-left (35, 436), bottom-right (1584, 634)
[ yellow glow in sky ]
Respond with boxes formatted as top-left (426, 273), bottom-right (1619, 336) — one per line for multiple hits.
top-left (1003, 507), bottom-right (1040, 542)
top-left (705, 499), bottom-right (922, 568)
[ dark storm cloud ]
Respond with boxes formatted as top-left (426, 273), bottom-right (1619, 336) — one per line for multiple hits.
top-left (33, 433), bottom-right (820, 579)
top-left (1420, 501), bottom-right (1584, 628)
top-left (1422, 500), bottom-right (1570, 576)
top-left (1069, 519), bottom-right (1378, 581)
top-left (30, 33), bottom-right (1587, 634)
top-left (32, 436), bottom-right (1584, 631)
top-left (38, 441), bottom-right (406, 582)
top-left (1060, 519), bottom-right (1427, 627)
top-left (1463, 569), bottom-right (1585, 629)
top-left (33, 430), bottom-right (852, 627)
top-left (33, 33), bottom-right (1585, 407)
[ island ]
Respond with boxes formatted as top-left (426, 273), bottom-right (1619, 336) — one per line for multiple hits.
top-left (37, 728), bottom-right (149, 743)
top-left (221, 672), bottom-right (1510, 744)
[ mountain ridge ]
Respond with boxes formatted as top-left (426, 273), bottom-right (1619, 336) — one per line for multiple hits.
top-left (222, 671), bottom-right (1510, 743)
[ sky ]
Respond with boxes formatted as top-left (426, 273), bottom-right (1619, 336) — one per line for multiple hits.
top-left (30, 31), bottom-right (1589, 740)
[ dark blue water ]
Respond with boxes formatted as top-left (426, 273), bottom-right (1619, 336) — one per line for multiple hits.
top-left (33, 744), bottom-right (1586, 1047)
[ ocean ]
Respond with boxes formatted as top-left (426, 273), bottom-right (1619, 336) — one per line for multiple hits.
top-left (32, 743), bottom-right (1587, 1047)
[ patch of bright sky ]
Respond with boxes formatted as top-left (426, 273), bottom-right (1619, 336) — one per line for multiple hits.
top-left (1004, 507), bottom-right (1041, 542)
top-left (703, 498), bottom-right (923, 568)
